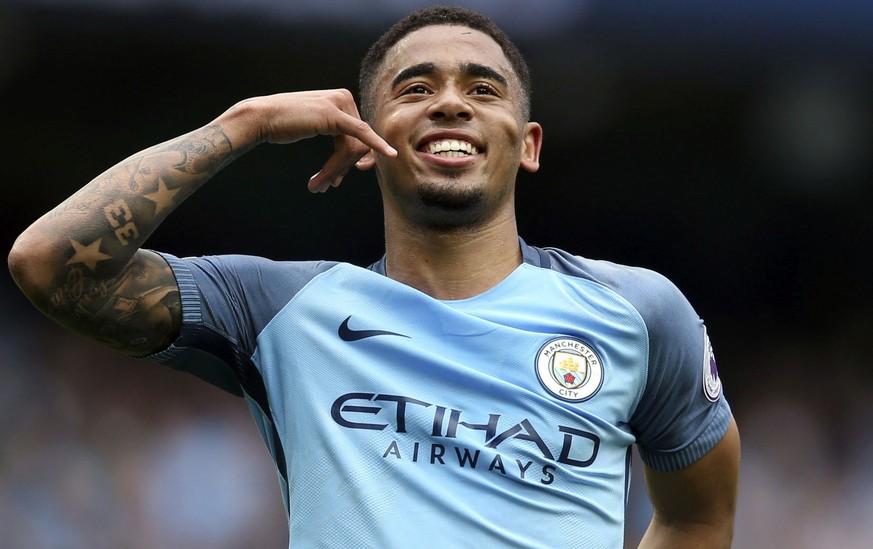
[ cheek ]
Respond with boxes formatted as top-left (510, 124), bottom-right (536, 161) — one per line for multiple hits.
top-left (382, 119), bottom-right (415, 151)
top-left (493, 128), bottom-right (524, 159)
top-left (378, 103), bottom-right (413, 131)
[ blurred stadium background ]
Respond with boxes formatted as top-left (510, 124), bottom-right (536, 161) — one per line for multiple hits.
top-left (1, 1), bottom-right (871, 547)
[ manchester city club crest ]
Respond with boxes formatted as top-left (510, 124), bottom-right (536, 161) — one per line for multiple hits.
top-left (535, 337), bottom-right (603, 402)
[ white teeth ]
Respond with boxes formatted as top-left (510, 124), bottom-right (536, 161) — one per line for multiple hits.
top-left (426, 139), bottom-right (478, 156)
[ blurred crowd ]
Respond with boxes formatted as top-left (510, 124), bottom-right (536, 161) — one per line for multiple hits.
top-left (0, 282), bottom-right (287, 548)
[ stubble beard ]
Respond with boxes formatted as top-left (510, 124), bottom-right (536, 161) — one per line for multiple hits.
top-left (413, 174), bottom-right (490, 231)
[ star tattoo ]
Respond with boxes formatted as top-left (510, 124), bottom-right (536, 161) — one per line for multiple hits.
top-left (143, 178), bottom-right (181, 215)
top-left (66, 238), bottom-right (113, 271)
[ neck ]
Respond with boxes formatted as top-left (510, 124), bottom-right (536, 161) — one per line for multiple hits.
top-left (383, 213), bottom-right (522, 300)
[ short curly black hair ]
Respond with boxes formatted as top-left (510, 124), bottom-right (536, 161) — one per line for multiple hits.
top-left (358, 6), bottom-right (531, 123)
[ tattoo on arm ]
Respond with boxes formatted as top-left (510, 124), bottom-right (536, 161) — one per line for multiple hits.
top-left (50, 251), bottom-right (181, 354)
top-left (103, 199), bottom-right (140, 245)
top-left (42, 124), bottom-right (234, 353)
top-left (168, 124), bottom-right (235, 174)
top-left (65, 238), bottom-right (113, 271)
top-left (142, 179), bottom-right (181, 216)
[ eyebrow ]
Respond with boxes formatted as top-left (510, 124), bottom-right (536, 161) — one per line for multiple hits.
top-left (391, 62), bottom-right (509, 89)
top-left (460, 62), bottom-right (508, 87)
top-left (392, 62), bottom-right (437, 89)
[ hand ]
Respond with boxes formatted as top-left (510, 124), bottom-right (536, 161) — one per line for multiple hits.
top-left (224, 89), bottom-right (396, 193)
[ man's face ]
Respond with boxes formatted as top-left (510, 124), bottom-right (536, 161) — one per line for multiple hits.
top-left (362, 25), bottom-right (541, 230)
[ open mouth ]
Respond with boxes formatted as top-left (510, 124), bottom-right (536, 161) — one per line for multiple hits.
top-left (424, 139), bottom-right (480, 158)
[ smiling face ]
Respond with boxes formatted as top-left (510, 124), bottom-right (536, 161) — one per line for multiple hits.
top-left (361, 25), bottom-right (542, 231)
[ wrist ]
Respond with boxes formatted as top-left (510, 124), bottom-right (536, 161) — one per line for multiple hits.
top-left (212, 98), bottom-right (266, 153)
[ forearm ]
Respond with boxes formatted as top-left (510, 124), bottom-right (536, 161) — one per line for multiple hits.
top-left (12, 124), bottom-right (233, 278)
top-left (8, 105), bottom-right (256, 350)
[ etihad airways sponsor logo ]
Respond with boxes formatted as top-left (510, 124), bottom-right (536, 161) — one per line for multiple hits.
top-left (331, 392), bottom-right (601, 485)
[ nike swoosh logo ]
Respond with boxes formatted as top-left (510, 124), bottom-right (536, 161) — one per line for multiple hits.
top-left (338, 316), bottom-right (410, 342)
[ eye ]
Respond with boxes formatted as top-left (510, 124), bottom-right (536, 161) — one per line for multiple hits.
top-left (471, 83), bottom-right (498, 96)
top-left (402, 84), bottom-right (431, 95)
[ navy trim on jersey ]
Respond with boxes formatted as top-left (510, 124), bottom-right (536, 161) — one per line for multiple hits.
top-left (176, 323), bottom-right (289, 487)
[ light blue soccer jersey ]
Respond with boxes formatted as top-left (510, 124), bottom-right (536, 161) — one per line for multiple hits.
top-left (148, 240), bottom-right (731, 548)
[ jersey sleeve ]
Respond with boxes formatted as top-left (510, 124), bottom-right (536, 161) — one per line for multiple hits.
top-left (625, 269), bottom-right (732, 471)
top-left (142, 252), bottom-right (337, 396)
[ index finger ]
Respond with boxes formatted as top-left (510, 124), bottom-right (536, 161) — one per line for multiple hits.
top-left (333, 110), bottom-right (397, 158)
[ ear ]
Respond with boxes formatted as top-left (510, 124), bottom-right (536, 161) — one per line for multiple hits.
top-left (519, 122), bottom-right (543, 173)
top-left (355, 149), bottom-right (377, 171)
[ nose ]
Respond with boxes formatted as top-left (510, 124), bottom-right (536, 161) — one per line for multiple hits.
top-left (427, 85), bottom-right (472, 121)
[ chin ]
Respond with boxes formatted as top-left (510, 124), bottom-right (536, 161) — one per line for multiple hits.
top-left (414, 186), bottom-right (488, 230)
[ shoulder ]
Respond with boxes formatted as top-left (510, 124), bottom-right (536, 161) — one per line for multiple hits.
top-left (529, 244), bottom-right (693, 326)
top-left (156, 251), bottom-right (344, 341)
top-left (533, 245), bottom-right (704, 382)
top-left (160, 253), bottom-right (341, 299)
top-left (143, 253), bottom-right (347, 393)
top-left (171, 253), bottom-right (339, 279)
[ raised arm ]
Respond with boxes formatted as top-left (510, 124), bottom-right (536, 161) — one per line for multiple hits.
top-left (639, 416), bottom-right (741, 548)
top-left (8, 90), bottom-right (396, 356)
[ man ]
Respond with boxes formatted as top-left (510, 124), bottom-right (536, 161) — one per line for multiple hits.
top-left (8, 6), bottom-right (739, 548)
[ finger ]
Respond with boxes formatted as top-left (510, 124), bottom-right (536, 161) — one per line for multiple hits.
top-left (309, 169), bottom-right (347, 193)
top-left (308, 134), bottom-right (373, 193)
top-left (355, 150), bottom-right (376, 171)
top-left (308, 168), bottom-right (344, 193)
top-left (308, 170), bottom-right (328, 193)
top-left (306, 159), bottom-right (352, 194)
top-left (333, 110), bottom-right (397, 158)
top-left (327, 91), bottom-right (396, 157)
